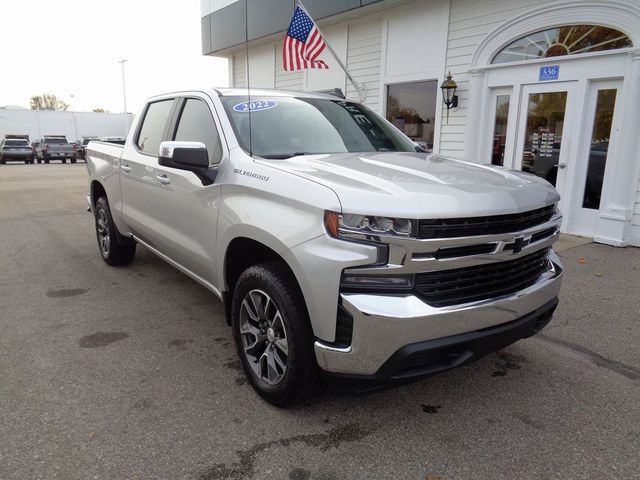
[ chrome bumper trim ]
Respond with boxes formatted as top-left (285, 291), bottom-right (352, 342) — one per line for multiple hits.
top-left (315, 250), bottom-right (563, 376)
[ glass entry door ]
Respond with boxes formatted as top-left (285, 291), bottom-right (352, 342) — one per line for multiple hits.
top-left (514, 82), bottom-right (578, 214)
top-left (568, 80), bottom-right (622, 235)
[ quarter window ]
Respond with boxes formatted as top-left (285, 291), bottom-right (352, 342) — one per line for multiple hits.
top-left (174, 99), bottom-right (223, 165)
top-left (136, 100), bottom-right (174, 155)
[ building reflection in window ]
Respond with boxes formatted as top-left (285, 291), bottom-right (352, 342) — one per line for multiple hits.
top-left (386, 81), bottom-right (438, 152)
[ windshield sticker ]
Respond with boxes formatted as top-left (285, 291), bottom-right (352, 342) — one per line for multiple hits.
top-left (233, 100), bottom-right (278, 113)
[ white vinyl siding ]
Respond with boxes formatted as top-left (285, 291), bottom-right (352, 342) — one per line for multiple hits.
top-left (346, 18), bottom-right (383, 113)
top-left (275, 39), bottom-right (304, 90)
top-left (232, 52), bottom-right (246, 87)
top-left (439, 0), bottom-right (563, 155)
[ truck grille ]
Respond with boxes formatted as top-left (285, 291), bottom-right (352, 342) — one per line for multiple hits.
top-left (418, 205), bottom-right (555, 239)
top-left (414, 248), bottom-right (549, 307)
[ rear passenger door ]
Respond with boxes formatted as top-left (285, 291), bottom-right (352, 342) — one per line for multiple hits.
top-left (151, 96), bottom-right (226, 284)
top-left (120, 98), bottom-right (176, 243)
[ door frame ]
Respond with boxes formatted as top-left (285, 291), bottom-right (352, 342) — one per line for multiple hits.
top-left (565, 78), bottom-right (624, 236)
top-left (476, 50), bottom-right (633, 238)
top-left (512, 80), bottom-right (579, 219)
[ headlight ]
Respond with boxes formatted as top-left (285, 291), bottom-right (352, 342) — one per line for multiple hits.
top-left (324, 211), bottom-right (416, 238)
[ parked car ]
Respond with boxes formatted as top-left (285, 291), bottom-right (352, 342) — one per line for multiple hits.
top-left (76, 137), bottom-right (98, 161)
top-left (1, 138), bottom-right (34, 164)
top-left (35, 136), bottom-right (77, 163)
top-left (86, 88), bottom-right (564, 406)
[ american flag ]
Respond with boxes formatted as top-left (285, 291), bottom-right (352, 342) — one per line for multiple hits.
top-left (283, 6), bottom-right (328, 71)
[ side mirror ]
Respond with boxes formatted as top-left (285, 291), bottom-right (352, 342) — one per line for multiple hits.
top-left (158, 141), bottom-right (208, 171)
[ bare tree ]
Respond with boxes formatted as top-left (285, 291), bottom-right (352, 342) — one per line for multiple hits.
top-left (30, 94), bottom-right (69, 111)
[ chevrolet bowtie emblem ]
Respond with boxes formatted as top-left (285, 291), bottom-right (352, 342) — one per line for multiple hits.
top-left (512, 235), bottom-right (529, 254)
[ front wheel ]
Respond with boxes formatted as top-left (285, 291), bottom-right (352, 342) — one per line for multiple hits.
top-left (94, 197), bottom-right (136, 266)
top-left (232, 262), bottom-right (319, 407)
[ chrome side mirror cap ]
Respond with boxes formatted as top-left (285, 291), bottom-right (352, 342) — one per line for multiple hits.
top-left (158, 141), bottom-right (209, 169)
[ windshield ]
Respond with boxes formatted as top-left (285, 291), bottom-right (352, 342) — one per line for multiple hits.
top-left (4, 140), bottom-right (29, 146)
top-left (220, 96), bottom-right (417, 159)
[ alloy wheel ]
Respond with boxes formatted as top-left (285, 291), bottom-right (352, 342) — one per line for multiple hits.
top-left (96, 208), bottom-right (111, 257)
top-left (239, 289), bottom-right (289, 385)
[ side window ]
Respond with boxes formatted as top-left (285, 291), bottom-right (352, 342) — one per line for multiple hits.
top-left (174, 99), bottom-right (223, 165)
top-left (136, 99), bottom-right (174, 155)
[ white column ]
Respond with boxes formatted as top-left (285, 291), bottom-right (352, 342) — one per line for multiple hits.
top-left (596, 50), bottom-right (640, 246)
top-left (462, 68), bottom-right (487, 162)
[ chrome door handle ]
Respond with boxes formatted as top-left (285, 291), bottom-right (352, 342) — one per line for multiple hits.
top-left (120, 165), bottom-right (132, 173)
top-left (554, 163), bottom-right (567, 169)
top-left (156, 174), bottom-right (170, 185)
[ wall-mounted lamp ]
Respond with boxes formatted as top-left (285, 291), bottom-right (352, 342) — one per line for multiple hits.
top-left (440, 70), bottom-right (458, 123)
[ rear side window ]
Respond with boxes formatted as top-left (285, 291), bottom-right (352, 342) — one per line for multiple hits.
top-left (136, 100), bottom-right (174, 155)
top-left (173, 99), bottom-right (223, 164)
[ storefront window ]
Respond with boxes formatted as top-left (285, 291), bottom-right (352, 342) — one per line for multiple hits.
top-left (491, 95), bottom-right (510, 166)
top-left (492, 25), bottom-right (632, 64)
top-left (386, 81), bottom-right (438, 151)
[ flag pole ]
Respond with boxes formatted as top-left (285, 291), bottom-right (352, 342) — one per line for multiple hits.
top-left (296, 1), bottom-right (366, 102)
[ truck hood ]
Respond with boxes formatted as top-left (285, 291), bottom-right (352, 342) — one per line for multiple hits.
top-left (256, 153), bottom-right (560, 218)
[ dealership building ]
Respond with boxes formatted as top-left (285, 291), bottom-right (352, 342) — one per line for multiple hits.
top-left (201, 0), bottom-right (640, 247)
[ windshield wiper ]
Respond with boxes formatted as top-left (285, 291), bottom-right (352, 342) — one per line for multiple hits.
top-left (259, 152), bottom-right (311, 159)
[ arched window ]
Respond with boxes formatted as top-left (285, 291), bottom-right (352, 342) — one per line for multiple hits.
top-left (492, 25), bottom-right (632, 64)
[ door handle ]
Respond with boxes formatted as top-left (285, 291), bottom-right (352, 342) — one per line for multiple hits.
top-left (156, 174), bottom-right (171, 185)
top-left (554, 163), bottom-right (567, 169)
top-left (120, 165), bottom-right (132, 173)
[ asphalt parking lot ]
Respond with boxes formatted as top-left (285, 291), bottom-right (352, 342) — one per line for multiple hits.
top-left (1, 163), bottom-right (639, 480)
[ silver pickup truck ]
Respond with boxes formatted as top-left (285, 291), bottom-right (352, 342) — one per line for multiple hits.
top-left (86, 89), bottom-right (563, 406)
top-left (36, 136), bottom-right (77, 163)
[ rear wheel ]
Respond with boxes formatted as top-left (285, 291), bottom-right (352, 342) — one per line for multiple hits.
top-left (94, 196), bottom-right (136, 266)
top-left (61, 158), bottom-right (66, 164)
top-left (232, 262), bottom-right (318, 407)
top-left (71, 158), bottom-right (77, 164)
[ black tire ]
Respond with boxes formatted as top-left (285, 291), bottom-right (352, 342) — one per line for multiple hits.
top-left (44, 159), bottom-right (49, 164)
top-left (71, 158), bottom-right (77, 164)
top-left (94, 196), bottom-right (136, 266)
top-left (232, 262), bottom-right (319, 407)
top-left (61, 158), bottom-right (66, 164)
top-left (0, 159), bottom-right (5, 165)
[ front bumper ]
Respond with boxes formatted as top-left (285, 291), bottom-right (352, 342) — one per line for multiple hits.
top-left (314, 250), bottom-right (563, 376)
top-left (323, 297), bottom-right (558, 393)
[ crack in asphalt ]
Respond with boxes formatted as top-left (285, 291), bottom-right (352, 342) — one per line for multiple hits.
top-left (538, 334), bottom-right (640, 381)
top-left (198, 423), bottom-right (373, 480)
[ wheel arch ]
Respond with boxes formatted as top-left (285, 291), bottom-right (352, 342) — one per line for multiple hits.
top-left (90, 180), bottom-right (107, 208)
top-left (222, 236), bottom-right (305, 327)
